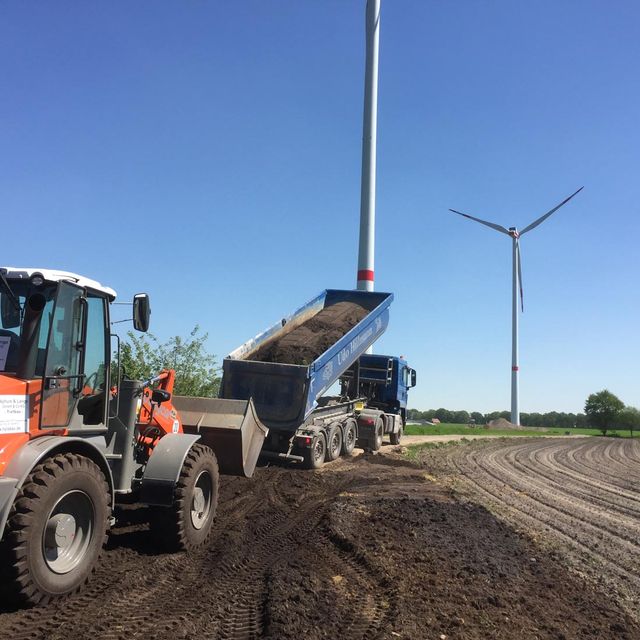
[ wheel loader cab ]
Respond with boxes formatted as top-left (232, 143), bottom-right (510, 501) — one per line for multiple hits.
top-left (0, 269), bottom-right (120, 435)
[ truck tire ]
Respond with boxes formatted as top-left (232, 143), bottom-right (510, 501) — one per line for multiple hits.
top-left (151, 444), bottom-right (219, 552)
top-left (325, 422), bottom-right (343, 462)
top-left (390, 424), bottom-right (403, 445)
top-left (0, 453), bottom-right (110, 606)
top-left (341, 419), bottom-right (357, 456)
top-left (371, 418), bottom-right (384, 451)
top-left (302, 433), bottom-right (326, 470)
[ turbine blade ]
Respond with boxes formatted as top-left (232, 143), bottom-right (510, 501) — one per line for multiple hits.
top-left (516, 239), bottom-right (524, 312)
top-left (448, 209), bottom-right (510, 235)
top-left (519, 186), bottom-right (584, 235)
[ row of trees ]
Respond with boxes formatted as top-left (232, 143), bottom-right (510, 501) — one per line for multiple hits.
top-left (406, 408), bottom-right (590, 429)
top-left (408, 389), bottom-right (640, 435)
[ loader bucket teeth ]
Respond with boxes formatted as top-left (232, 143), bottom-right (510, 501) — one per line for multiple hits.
top-left (173, 397), bottom-right (268, 478)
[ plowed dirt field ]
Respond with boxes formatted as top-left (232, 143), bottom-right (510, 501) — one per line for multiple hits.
top-left (414, 436), bottom-right (640, 628)
top-left (1, 438), bottom-right (638, 639)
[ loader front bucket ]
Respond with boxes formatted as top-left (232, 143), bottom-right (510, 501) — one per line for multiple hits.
top-left (173, 396), bottom-right (268, 478)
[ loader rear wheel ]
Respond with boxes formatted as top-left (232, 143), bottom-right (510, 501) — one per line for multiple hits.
top-left (325, 423), bottom-right (343, 462)
top-left (0, 453), bottom-right (110, 606)
top-left (341, 419), bottom-right (357, 456)
top-left (151, 444), bottom-right (219, 552)
top-left (302, 433), bottom-right (326, 470)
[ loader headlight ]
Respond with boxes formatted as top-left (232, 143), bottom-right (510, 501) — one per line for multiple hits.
top-left (30, 272), bottom-right (45, 287)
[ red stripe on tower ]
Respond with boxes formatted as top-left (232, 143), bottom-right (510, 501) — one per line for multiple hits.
top-left (512, 366), bottom-right (519, 371)
top-left (357, 269), bottom-right (374, 282)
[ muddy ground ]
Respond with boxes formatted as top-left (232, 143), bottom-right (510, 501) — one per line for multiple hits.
top-left (250, 301), bottom-right (369, 365)
top-left (2, 438), bottom-right (639, 639)
top-left (414, 436), bottom-right (640, 627)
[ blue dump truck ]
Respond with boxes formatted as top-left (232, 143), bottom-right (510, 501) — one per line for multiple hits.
top-left (217, 289), bottom-right (417, 469)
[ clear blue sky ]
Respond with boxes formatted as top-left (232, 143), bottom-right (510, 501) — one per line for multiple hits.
top-left (1, 1), bottom-right (638, 414)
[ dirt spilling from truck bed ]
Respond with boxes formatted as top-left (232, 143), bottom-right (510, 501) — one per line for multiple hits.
top-left (2, 446), bottom-right (638, 640)
top-left (249, 301), bottom-right (370, 365)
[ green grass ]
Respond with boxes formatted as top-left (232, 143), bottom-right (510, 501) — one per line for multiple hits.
top-left (405, 423), bottom-right (637, 438)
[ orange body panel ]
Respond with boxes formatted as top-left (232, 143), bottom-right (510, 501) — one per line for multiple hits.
top-left (0, 373), bottom-right (67, 476)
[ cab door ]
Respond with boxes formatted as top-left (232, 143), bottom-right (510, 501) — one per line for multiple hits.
top-left (40, 282), bottom-right (86, 429)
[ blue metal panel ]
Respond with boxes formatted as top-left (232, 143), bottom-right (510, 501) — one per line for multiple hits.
top-left (221, 289), bottom-right (393, 433)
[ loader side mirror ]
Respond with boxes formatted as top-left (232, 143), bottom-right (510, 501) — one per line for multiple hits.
top-left (1, 293), bottom-right (20, 329)
top-left (132, 294), bottom-right (151, 332)
top-left (151, 389), bottom-right (171, 404)
top-left (410, 369), bottom-right (417, 388)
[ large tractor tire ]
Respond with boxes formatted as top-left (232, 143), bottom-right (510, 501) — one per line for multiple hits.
top-left (152, 444), bottom-right (219, 552)
top-left (0, 453), bottom-right (110, 606)
top-left (325, 423), bottom-right (343, 462)
top-left (341, 419), bottom-right (357, 456)
top-left (302, 433), bottom-right (326, 470)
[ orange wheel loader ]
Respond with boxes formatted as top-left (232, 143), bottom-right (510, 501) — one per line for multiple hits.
top-left (0, 268), bottom-right (267, 606)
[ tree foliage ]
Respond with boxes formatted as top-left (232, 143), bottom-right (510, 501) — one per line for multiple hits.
top-left (617, 406), bottom-right (640, 436)
top-left (118, 325), bottom-right (220, 397)
top-left (584, 389), bottom-right (625, 435)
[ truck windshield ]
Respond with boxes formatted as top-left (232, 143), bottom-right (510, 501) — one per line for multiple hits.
top-left (0, 280), bottom-right (57, 374)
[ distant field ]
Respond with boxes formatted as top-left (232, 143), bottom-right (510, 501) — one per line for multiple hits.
top-left (405, 423), bottom-right (637, 438)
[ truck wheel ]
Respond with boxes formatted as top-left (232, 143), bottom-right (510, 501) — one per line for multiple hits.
top-left (372, 418), bottom-right (384, 451)
top-left (325, 423), bottom-right (343, 462)
top-left (152, 444), bottom-right (219, 552)
top-left (341, 419), bottom-right (357, 456)
top-left (1, 453), bottom-right (110, 606)
top-left (390, 424), bottom-right (403, 445)
top-left (303, 433), bottom-right (326, 470)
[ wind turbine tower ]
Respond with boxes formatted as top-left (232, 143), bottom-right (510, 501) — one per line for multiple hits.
top-left (449, 187), bottom-right (583, 425)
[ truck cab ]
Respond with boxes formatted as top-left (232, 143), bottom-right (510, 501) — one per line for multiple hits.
top-left (356, 354), bottom-right (417, 424)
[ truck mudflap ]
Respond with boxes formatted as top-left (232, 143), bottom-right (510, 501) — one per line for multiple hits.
top-left (173, 396), bottom-right (268, 478)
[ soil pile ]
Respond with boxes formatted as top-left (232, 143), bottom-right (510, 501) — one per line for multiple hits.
top-left (486, 417), bottom-right (523, 430)
top-left (250, 301), bottom-right (369, 365)
top-left (2, 446), bottom-right (638, 639)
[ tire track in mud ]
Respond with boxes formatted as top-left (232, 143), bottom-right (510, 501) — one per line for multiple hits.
top-left (431, 437), bottom-right (640, 620)
top-left (1, 466), bottom-right (395, 640)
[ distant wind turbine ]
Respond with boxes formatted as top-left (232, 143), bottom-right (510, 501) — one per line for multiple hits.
top-left (449, 187), bottom-right (583, 425)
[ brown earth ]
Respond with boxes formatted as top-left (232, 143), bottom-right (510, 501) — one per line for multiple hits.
top-left (1, 441), bottom-right (638, 640)
top-left (411, 436), bottom-right (640, 627)
top-left (249, 301), bottom-right (369, 365)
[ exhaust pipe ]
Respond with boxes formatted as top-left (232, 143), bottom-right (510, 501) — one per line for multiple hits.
top-left (16, 293), bottom-right (46, 380)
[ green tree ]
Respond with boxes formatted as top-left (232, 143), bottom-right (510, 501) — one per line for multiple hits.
top-left (470, 411), bottom-right (485, 426)
top-left (118, 325), bottom-right (220, 397)
top-left (584, 390), bottom-right (624, 436)
top-left (617, 406), bottom-right (640, 437)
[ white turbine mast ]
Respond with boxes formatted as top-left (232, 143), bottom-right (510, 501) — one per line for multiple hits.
top-left (449, 187), bottom-right (583, 425)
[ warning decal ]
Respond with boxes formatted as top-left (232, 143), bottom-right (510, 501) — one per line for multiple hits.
top-left (0, 395), bottom-right (29, 434)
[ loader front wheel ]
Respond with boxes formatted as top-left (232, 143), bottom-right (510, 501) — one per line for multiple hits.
top-left (0, 453), bottom-right (110, 606)
top-left (152, 444), bottom-right (219, 552)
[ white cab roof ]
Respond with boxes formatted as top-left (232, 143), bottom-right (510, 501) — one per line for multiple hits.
top-left (1, 267), bottom-right (117, 300)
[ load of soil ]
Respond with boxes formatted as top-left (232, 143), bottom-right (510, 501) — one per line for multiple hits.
top-left (250, 301), bottom-right (370, 365)
top-left (2, 449), bottom-right (637, 639)
top-left (486, 417), bottom-right (524, 430)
